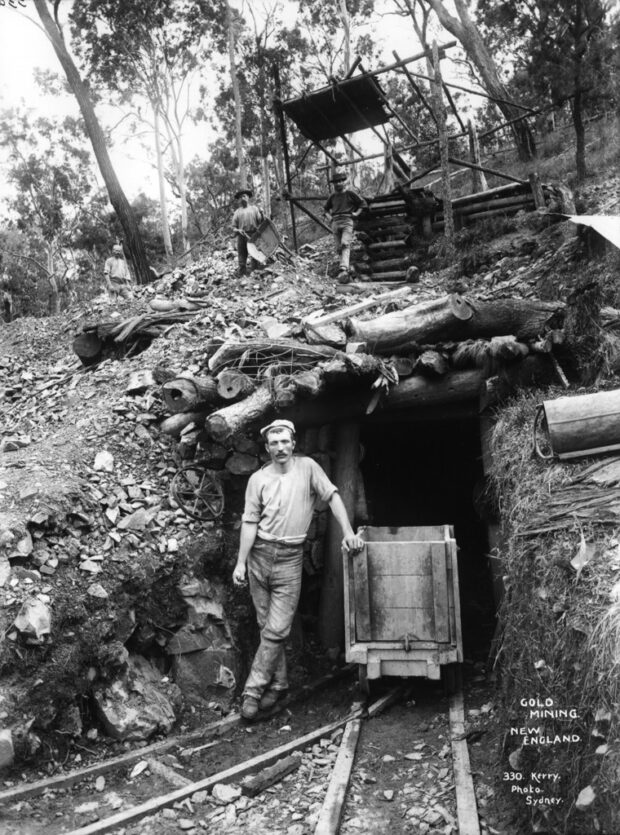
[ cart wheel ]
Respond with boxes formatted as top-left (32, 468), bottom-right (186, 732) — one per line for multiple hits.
top-left (358, 664), bottom-right (370, 696)
top-left (171, 464), bottom-right (224, 521)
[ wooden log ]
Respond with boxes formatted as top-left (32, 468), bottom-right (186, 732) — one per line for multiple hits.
top-left (240, 754), bottom-right (301, 797)
top-left (216, 370), bottom-right (255, 401)
top-left (529, 172), bottom-right (546, 209)
top-left (449, 687), bottom-right (481, 835)
top-left (415, 350), bottom-right (449, 377)
top-left (367, 240), bottom-right (407, 251)
top-left (368, 270), bottom-right (408, 281)
top-left (385, 369), bottom-right (484, 410)
top-left (368, 257), bottom-right (413, 271)
top-left (442, 194), bottom-right (535, 218)
top-left (314, 719), bottom-right (362, 835)
top-left (63, 709), bottom-right (365, 835)
top-left (162, 375), bottom-right (219, 413)
top-left (0, 666), bottom-right (355, 807)
top-left (160, 412), bottom-right (205, 437)
top-left (302, 292), bottom-right (414, 330)
top-left (208, 340), bottom-right (338, 375)
top-left (348, 294), bottom-right (564, 353)
top-left (319, 423), bottom-right (360, 649)
top-left (450, 181), bottom-right (527, 207)
top-left (205, 386), bottom-right (273, 442)
top-left (73, 331), bottom-right (103, 364)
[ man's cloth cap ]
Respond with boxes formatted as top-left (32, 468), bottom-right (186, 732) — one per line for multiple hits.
top-left (330, 172), bottom-right (347, 183)
top-left (260, 419), bottom-right (296, 439)
top-left (112, 244), bottom-right (123, 253)
top-left (235, 188), bottom-right (253, 199)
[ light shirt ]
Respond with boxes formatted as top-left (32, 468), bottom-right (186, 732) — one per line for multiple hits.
top-left (242, 455), bottom-right (337, 545)
top-left (104, 255), bottom-right (130, 282)
top-left (232, 205), bottom-right (263, 234)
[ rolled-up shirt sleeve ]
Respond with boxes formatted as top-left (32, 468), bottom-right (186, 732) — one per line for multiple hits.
top-left (309, 458), bottom-right (338, 502)
top-left (241, 473), bottom-right (261, 524)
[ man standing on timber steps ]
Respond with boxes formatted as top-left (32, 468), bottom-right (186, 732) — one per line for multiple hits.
top-left (231, 188), bottom-right (264, 277)
top-left (323, 171), bottom-right (367, 284)
top-left (232, 419), bottom-right (364, 720)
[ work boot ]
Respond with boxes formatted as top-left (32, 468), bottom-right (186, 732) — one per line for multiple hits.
top-left (241, 696), bottom-right (259, 720)
top-left (259, 689), bottom-right (285, 711)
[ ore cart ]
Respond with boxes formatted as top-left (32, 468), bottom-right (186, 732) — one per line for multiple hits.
top-left (344, 525), bottom-right (462, 691)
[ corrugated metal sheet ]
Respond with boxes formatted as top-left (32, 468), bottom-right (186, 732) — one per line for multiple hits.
top-left (281, 75), bottom-right (391, 141)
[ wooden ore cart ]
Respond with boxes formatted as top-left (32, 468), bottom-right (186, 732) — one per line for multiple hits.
top-left (344, 525), bottom-right (462, 689)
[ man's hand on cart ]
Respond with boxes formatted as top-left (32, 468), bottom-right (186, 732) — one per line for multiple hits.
top-left (342, 532), bottom-right (365, 554)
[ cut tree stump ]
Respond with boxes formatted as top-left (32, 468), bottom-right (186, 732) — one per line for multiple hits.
top-left (216, 370), bottom-right (255, 401)
top-left (162, 375), bottom-right (220, 413)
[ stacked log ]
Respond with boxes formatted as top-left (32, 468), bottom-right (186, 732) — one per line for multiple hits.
top-left (353, 187), bottom-right (438, 282)
top-left (432, 182), bottom-right (550, 231)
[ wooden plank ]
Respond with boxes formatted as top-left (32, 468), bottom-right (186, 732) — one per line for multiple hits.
top-left (367, 544), bottom-right (432, 574)
top-left (367, 685), bottom-right (409, 718)
top-left (449, 687), bottom-right (481, 835)
top-left (0, 667), bottom-right (354, 806)
top-left (363, 525), bottom-right (446, 542)
top-left (370, 606), bottom-right (436, 641)
top-left (431, 541), bottom-right (450, 642)
top-left (352, 549), bottom-right (372, 641)
top-left (368, 574), bottom-right (433, 607)
top-left (314, 719), bottom-right (362, 835)
top-left (240, 754), bottom-right (301, 797)
top-left (62, 710), bottom-right (365, 835)
top-left (448, 535), bottom-right (464, 662)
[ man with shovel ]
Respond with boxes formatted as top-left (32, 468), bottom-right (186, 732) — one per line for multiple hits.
top-left (231, 188), bottom-right (264, 277)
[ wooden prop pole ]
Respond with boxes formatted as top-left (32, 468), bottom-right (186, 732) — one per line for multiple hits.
top-left (448, 156), bottom-right (527, 186)
top-left (432, 41), bottom-right (455, 259)
top-left (318, 422), bottom-right (360, 650)
top-left (273, 64), bottom-right (298, 251)
top-left (289, 197), bottom-right (333, 234)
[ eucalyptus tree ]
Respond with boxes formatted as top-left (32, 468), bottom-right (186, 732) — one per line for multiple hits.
top-left (32, 0), bottom-right (152, 284)
top-left (389, 0), bottom-right (537, 160)
top-left (69, 0), bottom-right (228, 257)
top-left (0, 109), bottom-right (95, 314)
top-left (478, 0), bottom-right (614, 180)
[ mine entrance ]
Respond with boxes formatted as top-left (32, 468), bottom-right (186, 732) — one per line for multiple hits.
top-left (360, 415), bottom-right (496, 661)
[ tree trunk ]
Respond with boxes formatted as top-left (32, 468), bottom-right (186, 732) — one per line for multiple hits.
top-left (467, 119), bottom-right (487, 192)
top-left (153, 105), bottom-right (174, 259)
top-left (33, 0), bottom-right (151, 285)
top-left (226, 0), bottom-right (247, 189)
top-left (261, 155), bottom-right (271, 218)
top-left (46, 242), bottom-right (59, 315)
top-left (422, 0), bottom-right (536, 160)
top-left (572, 63), bottom-right (587, 181)
top-left (348, 294), bottom-right (565, 352)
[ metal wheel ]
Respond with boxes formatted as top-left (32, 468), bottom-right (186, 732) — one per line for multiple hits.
top-left (171, 464), bottom-right (224, 521)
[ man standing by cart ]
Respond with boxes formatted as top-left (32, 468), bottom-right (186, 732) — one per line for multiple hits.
top-left (231, 188), bottom-right (264, 277)
top-left (323, 171), bottom-right (367, 283)
top-left (232, 419), bottom-right (364, 720)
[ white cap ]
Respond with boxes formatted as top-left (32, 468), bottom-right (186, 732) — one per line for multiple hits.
top-left (260, 419), bottom-right (296, 439)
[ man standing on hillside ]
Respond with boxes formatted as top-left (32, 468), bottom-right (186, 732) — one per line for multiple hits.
top-left (103, 243), bottom-right (132, 299)
top-left (323, 171), bottom-right (367, 284)
top-left (232, 419), bottom-right (364, 720)
top-left (231, 188), bottom-right (264, 277)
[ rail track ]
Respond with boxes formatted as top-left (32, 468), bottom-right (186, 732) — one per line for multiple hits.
top-left (0, 666), bottom-right (490, 835)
